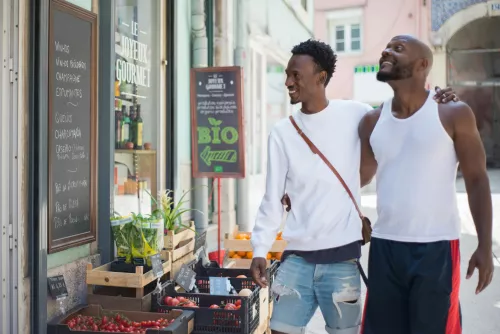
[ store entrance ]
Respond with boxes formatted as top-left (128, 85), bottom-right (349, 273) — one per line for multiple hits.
top-left (447, 17), bottom-right (500, 167)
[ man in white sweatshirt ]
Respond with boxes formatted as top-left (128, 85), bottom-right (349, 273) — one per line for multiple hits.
top-left (249, 39), bottom-right (457, 334)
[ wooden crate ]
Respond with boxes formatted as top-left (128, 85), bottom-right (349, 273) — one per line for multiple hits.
top-left (163, 237), bottom-right (195, 262)
top-left (86, 253), bottom-right (171, 298)
top-left (164, 221), bottom-right (195, 250)
top-left (256, 287), bottom-right (271, 334)
top-left (166, 251), bottom-right (197, 279)
top-left (224, 226), bottom-right (286, 263)
top-left (225, 257), bottom-right (271, 269)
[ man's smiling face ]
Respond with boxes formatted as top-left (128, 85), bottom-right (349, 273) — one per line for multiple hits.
top-left (377, 36), bottom-right (416, 83)
top-left (285, 54), bottom-right (324, 105)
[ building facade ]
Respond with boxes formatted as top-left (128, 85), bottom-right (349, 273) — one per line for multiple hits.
top-left (430, 0), bottom-right (500, 166)
top-left (314, 0), bottom-right (432, 106)
top-left (314, 0), bottom-right (500, 165)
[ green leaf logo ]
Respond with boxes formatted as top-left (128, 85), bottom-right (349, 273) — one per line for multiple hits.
top-left (208, 117), bottom-right (222, 126)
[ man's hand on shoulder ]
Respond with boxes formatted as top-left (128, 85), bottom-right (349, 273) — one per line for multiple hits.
top-left (434, 86), bottom-right (459, 103)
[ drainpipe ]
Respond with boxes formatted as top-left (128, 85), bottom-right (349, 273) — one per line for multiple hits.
top-left (192, 0), bottom-right (209, 233)
top-left (234, 0), bottom-right (250, 232)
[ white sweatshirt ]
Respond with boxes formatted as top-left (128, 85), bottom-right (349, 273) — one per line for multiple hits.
top-left (251, 100), bottom-right (373, 258)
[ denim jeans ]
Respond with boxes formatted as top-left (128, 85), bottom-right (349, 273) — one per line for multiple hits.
top-left (270, 255), bottom-right (361, 334)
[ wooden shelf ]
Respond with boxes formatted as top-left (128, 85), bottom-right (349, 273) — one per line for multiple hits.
top-left (115, 149), bottom-right (157, 155)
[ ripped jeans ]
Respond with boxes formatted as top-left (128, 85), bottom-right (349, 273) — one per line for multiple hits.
top-left (270, 255), bottom-right (361, 334)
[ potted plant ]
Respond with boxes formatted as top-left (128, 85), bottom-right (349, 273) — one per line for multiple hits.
top-left (148, 188), bottom-right (201, 250)
top-left (110, 212), bottom-right (133, 263)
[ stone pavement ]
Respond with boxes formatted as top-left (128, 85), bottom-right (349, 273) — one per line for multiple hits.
top-left (305, 171), bottom-right (500, 333)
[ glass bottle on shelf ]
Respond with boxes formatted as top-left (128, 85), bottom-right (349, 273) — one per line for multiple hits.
top-left (129, 105), bottom-right (136, 147)
top-left (121, 105), bottom-right (130, 149)
top-left (134, 104), bottom-right (143, 150)
top-left (115, 100), bottom-right (122, 149)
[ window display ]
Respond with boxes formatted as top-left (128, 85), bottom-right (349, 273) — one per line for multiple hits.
top-left (112, 0), bottom-right (161, 216)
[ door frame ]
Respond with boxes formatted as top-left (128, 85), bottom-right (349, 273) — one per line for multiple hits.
top-left (1, 0), bottom-right (21, 332)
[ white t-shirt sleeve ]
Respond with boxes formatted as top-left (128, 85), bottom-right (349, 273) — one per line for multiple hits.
top-left (251, 129), bottom-right (287, 258)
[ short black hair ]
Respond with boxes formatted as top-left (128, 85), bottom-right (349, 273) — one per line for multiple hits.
top-left (291, 39), bottom-right (337, 86)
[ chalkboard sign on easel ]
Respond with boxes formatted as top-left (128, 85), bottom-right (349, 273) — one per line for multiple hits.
top-left (193, 231), bottom-right (207, 254)
top-left (150, 254), bottom-right (164, 279)
top-left (48, 0), bottom-right (97, 253)
top-left (175, 264), bottom-right (197, 292)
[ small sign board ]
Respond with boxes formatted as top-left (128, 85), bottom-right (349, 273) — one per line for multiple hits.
top-left (175, 264), bottom-right (197, 292)
top-left (193, 231), bottom-right (207, 254)
top-left (209, 277), bottom-right (231, 295)
top-left (150, 253), bottom-right (164, 279)
top-left (47, 275), bottom-right (69, 300)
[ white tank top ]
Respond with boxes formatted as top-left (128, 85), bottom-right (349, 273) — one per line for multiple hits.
top-left (370, 92), bottom-right (461, 242)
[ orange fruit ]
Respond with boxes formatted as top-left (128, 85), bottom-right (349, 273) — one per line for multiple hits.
top-left (236, 233), bottom-right (250, 240)
top-left (266, 253), bottom-right (272, 260)
top-left (237, 251), bottom-right (247, 257)
top-left (232, 254), bottom-right (241, 259)
top-left (276, 232), bottom-right (283, 240)
top-left (246, 251), bottom-right (253, 259)
top-left (274, 252), bottom-right (282, 260)
top-left (229, 251), bottom-right (236, 258)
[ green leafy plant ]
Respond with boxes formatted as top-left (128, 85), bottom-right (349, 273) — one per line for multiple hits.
top-left (147, 188), bottom-right (203, 233)
top-left (110, 211), bottom-right (163, 264)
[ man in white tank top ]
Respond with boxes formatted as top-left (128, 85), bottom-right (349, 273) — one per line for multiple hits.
top-left (358, 35), bottom-right (494, 334)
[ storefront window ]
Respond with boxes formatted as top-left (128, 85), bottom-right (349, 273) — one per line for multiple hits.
top-left (112, 0), bottom-right (161, 217)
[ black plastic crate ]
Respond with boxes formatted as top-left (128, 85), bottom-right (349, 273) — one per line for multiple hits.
top-left (47, 304), bottom-right (194, 334)
top-left (204, 261), bottom-right (280, 292)
top-left (194, 276), bottom-right (256, 293)
top-left (152, 282), bottom-right (262, 334)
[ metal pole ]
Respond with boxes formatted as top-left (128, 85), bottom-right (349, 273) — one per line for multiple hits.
top-left (192, 0), bottom-right (209, 234)
top-left (234, 0), bottom-right (250, 231)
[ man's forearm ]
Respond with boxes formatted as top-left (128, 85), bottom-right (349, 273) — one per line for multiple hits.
top-left (467, 175), bottom-right (493, 249)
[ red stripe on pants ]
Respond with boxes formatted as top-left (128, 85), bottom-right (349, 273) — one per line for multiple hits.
top-left (360, 291), bottom-right (368, 333)
top-left (446, 239), bottom-right (461, 334)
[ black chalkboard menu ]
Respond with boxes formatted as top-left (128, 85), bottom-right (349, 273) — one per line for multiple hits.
top-left (48, 0), bottom-right (97, 253)
top-left (190, 67), bottom-right (246, 178)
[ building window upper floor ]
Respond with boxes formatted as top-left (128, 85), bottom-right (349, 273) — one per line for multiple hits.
top-left (327, 7), bottom-right (363, 55)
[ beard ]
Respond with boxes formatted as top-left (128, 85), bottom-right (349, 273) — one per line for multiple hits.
top-left (376, 63), bottom-right (413, 82)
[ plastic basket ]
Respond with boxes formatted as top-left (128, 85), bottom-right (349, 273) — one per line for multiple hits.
top-left (152, 282), bottom-right (262, 334)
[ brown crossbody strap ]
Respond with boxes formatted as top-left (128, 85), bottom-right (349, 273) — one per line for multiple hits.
top-left (289, 115), bottom-right (364, 220)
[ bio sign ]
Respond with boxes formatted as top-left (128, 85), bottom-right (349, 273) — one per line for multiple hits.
top-left (190, 67), bottom-right (245, 178)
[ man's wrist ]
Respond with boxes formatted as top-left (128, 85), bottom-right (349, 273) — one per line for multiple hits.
top-left (478, 240), bottom-right (492, 252)
top-left (252, 247), bottom-right (268, 259)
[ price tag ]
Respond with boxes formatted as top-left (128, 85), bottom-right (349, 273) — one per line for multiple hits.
top-left (209, 277), bottom-right (231, 295)
top-left (193, 231), bottom-right (207, 254)
top-left (175, 264), bottom-right (197, 292)
top-left (47, 275), bottom-right (69, 300)
top-left (150, 253), bottom-right (164, 279)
